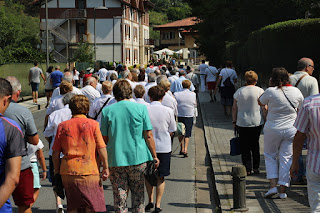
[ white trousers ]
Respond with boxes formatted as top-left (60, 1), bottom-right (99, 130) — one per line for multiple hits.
top-left (307, 167), bottom-right (320, 212)
top-left (264, 127), bottom-right (296, 187)
top-left (200, 75), bottom-right (206, 92)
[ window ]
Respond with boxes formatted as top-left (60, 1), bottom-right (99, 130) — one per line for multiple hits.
top-left (125, 24), bottom-right (131, 40)
top-left (126, 48), bottom-right (130, 63)
top-left (162, 32), bottom-right (175, 40)
top-left (133, 27), bottom-right (138, 41)
top-left (133, 10), bottom-right (138, 22)
top-left (134, 49), bottom-right (138, 63)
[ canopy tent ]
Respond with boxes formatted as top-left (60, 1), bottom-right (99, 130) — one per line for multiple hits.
top-left (153, 48), bottom-right (174, 55)
top-left (175, 49), bottom-right (190, 54)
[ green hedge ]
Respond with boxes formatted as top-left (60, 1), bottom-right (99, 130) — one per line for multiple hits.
top-left (0, 63), bottom-right (68, 97)
top-left (226, 18), bottom-right (320, 87)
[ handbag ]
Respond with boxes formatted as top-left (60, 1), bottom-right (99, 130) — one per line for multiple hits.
top-left (230, 128), bottom-right (240, 156)
top-left (174, 122), bottom-right (185, 137)
top-left (144, 160), bottom-right (158, 186)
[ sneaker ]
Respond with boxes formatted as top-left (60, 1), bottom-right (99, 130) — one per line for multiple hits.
top-left (279, 193), bottom-right (287, 199)
top-left (56, 205), bottom-right (64, 213)
top-left (265, 187), bottom-right (278, 198)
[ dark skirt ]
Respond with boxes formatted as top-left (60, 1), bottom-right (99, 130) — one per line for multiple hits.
top-left (157, 153), bottom-right (171, 177)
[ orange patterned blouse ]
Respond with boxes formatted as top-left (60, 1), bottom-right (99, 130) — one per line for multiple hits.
top-left (52, 114), bottom-right (106, 176)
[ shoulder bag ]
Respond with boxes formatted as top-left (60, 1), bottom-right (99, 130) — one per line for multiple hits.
top-left (93, 97), bottom-right (111, 120)
top-left (281, 88), bottom-right (297, 113)
top-left (294, 74), bottom-right (307, 87)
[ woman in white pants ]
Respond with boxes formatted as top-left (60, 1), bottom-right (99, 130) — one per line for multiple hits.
top-left (259, 67), bottom-right (303, 199)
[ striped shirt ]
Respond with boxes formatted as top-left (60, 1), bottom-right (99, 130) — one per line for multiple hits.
top-left (294, 94), bottom-right (320, 174)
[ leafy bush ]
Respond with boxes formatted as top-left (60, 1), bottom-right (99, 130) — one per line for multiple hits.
top-left (226, 18), bottom-right (320, 87)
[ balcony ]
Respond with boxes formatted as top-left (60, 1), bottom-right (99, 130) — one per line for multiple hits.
top-left (144, 39), bottom-right (154, 46)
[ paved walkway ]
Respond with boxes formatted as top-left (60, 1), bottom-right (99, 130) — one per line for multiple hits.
top-left (198, 91), bottom-right (310, 212)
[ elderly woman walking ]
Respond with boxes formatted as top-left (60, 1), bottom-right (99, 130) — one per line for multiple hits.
top-left (174, 80), bottom-right (197, 157)
top-left (145, 86), bottom-right (176, 212)
top-left (100, 79), bottom-right (159, 213)
top-left (259, 68), bottom-right (304, 199)
top-left (52, 95), bottom-right (109, 213)
top-left (232, 71), bottom-right (265, 175)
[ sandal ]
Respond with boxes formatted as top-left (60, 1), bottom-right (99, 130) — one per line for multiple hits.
top-left (155, 207), bottom-right (162, 213)
top-left (145, 203), bottom-right (154, 212)
top-left (183, 152), bottom-right (188, 158)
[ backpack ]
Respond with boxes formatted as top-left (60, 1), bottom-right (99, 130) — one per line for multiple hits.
top-left (223, 69), bottom-right (233, 88)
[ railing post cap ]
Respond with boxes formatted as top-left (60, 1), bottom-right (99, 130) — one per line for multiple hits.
top-left (231, 165), bottom-right (247, 177)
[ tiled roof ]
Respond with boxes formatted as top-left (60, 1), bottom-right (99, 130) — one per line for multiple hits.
top-left (154, 17), bottom-right (198, 29)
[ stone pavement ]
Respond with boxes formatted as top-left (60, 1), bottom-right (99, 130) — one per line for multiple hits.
top-left (198, 91), bottom-right (310, 213)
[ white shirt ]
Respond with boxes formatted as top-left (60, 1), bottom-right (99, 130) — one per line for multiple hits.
top-left (234, 86), bottom-right (264, 127)
top-left (81, 85), bottom-right (101, 105)
top-left (111, 80), bottom-right (117, 85)
top-left (147, 101), bottom-right (176, 153)
top-left (186, 72), bottom-right (199, 86)
top-left (107, 70), bottom-right (118, 81)
top-left (96, 82), bottom-right (103, 95)
top-left (219, 68), bottom-right (237, 87)
top-left (73, 71), bottom-right (80, 80)
top-left (146, 66), bottom-right (155, 74)
top-left (259, 86), bottom-right (304, 130)
top-left (290, 71), bottom-right (319, 98)
top-left (137, 81), bottom-right (147, 87)
top-left (144, 82), bottom-right (157, 103)
top-left (199, 63), bottom-right (208, 75)
top-left (27, 139), bottom-right (44, 162)
top-left (88, 94), bottom-right (114, 126)
top-left (46, 94), bottom-right (65, 115)
top-left (43, 106), bottom-right (72, 156)
top-left (98, 68), bottom-right (108, 81)
top-left (135, 98), bottom-right (150, 106)
top-left (168, 75), bottom-right (179, 85)
top-left (174, 89), bottom-right (197, 117)
top-left (51, 86), bottom-right (82, 99)
top-left (205, 66), bottom-right (218, 82)
top-left (162, 92), bottom-right (178, 116)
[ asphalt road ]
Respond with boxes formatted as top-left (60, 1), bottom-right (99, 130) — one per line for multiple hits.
top-left (10, 108), bottom-right (213, 213)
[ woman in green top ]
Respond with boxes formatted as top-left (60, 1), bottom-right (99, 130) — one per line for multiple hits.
top-left (101, 79), bottom-right (159, 213)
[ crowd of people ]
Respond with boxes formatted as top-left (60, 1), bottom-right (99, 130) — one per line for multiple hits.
top-left (0, 61), bottom-right (199, 213)
top-left (2, 56), bottom-right (320, 212)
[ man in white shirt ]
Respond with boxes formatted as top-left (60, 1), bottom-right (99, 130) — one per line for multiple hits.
top-left (168, 67), bottom-right (178, 85)
top-left (205, 61), bottom-right (219, 102)
top-left (198, 60), bottom-right (208, 92)
top-left (290, 57), bottom-right (318, 99)
top-left (97, 65), bottom-right (108, 83)
top-left (290, 57), bottom-right (319, 184)
top-left (80, 77), bottom-right (101, 105)
top-left (88, 81), bottom-right (114, 125)
top-left (51, 71), bottom-right (82, 99)
top-left (144, 73), bottom-right (157, 103)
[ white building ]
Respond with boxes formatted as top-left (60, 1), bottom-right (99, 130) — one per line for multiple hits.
top-left (37, 0), bottom-right (154, 66)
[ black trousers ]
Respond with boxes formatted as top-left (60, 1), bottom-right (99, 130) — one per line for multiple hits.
top-left (238, 125), bottom-right (262, 172)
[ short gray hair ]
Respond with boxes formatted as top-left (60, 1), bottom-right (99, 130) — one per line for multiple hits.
top-left (156, 75), bottom-right (168, 85)
top-left (55, 65), bottom-right (60, 70)
top-left (62, 92), bottom-right (75, 105)
top-left (63, 71), bottom-right (74, 83)
top-left (122, 70), bottom-right (131, 79)
top-left (5, 76), bottom-right (21, 93)
top-left (85, 77), bottom-right (96, 86)
top-left (148, 73), bottom-right (156, 82)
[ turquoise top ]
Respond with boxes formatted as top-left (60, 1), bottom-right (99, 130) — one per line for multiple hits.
top-left (101, 100), bottom-right (153, 167)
